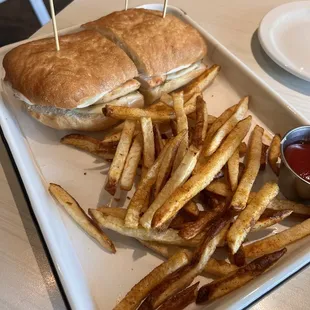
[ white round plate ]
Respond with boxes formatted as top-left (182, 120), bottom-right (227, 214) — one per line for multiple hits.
top-left (259, 1), bottom-right (310, 82)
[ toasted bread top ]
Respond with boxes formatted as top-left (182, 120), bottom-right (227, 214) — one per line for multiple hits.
top-left (3, 30), bottom-right (138, 109)
top-left (83, 9), bottom-right (207, 77)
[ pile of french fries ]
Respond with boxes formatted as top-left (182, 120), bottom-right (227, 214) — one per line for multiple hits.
top-left (49, 64), bottom-right (310, 310)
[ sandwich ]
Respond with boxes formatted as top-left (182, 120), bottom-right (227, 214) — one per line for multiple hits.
top-left (2, 30), bottom-right (143, 131)
top-left (83, 9), bottom-right (207, 104)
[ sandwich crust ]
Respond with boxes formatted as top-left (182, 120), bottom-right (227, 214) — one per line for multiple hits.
top-left (25, 91), bottom-right (144, 131)
top-left (3, 30), bottom-right (138, 109)
top-left (83, 9), bottom-right (207, 77)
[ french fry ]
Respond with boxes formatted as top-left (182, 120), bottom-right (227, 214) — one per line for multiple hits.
top-left (206, 179), bottom-right (232, 197)
top-left (179, 202), bottom-right (227, 240)
top-left (227, 182), bottom-right (279, 254)
top-left (193, 104), bottom-right (238, 173)
top-left (141, 145), bottom-right (200, 230)
top-left (154, 133), bottom-right (181, 197)
top-left (172, 92), bottom-right (188, 172)
top-left (120, 133), bottom-right (143, 191)
top-left (152, 116), bottom-right (252, 229)
top-left (156, 282), bottom-right (199, 310)
top-left (268, 198), bottom-right (310, 216)
top-left (153, 123), bottom-right (165, 157)
top-left (160, 92), bottom-right (174, 107)
top-left (260, 143), bottom-right (269, 171)
top-left (105, 120), bottom-right (136, 195)
top-left (252, 209), bottom-right (293, 231)
top-left (169, 213), bottom-right (191, 230)
top-left (182, 201), bottom-right (200, 218)
top-left (61, 134), bottom-right (116, 158)
top-left (103, 93), bottom-right (199, 122)
top-left (182, 64), bottom-right (221, 102)
top-left (101, 131), bottom-right (121, 147)
top-left (196, 248), bottom-right (287, 303)
top-left (144, 220), bottom-right (230, 309)
top-left (227, 147), bottom-right (239, 192)
top-left (268, 134), bottom-right (281, 175)
top-left (204, 104), bottom-right (237, 147)
top-left (49, 184), bottom-right (115, 253)
top-left (243, 218), bottom-right (310, 258)
top-left (114, 250), bottom-right (190, 310)
top-left (239, 142), bottom-right (247, 157)
top-left (125, 131), bottom-right (186, 228)
top-left (231, 125), bottom-right (264, 211)
top-left (204, 96), bottom-right (249, 157)
top-left (170, 120), bottom-right (178, 136)
top-left (89, 211), bottom-right (203, 247)
top-left (192, 95), bottom-right (208, 148)
top-left (141, 117), bottom-right (155, 168)
top-left (139, 240), bottom-right (238, 277)
top-left (97, 206), bottom-right (126, 219)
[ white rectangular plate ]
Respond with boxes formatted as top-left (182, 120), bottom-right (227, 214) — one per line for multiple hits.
top-left (0, 4), bottom-right (309, 310)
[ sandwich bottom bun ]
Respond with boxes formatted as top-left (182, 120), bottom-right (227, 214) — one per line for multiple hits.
top-left (140, 62), bottom-right (206, 105)
top-left (26, 91), bottom-right (144, 131)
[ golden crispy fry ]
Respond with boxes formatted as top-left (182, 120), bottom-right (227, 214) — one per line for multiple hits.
top-left (260, 143), bottom-right (269, 171)
top-left (49, 184), bottom-right (115, 253)
top-left (182, 65), bottom-right (221, 102)
top-left (172, 92), bottom-right (188, 172)
top-left (182, 201), bottom-right (200, 218)
top-left (141, 117), bottom-right (155, 168)
top-left (141, 145), bottom-right (200, 230)
top-left (154, 132), bottom-right (183, 197)
top-left (231, 125), bottom-right (264, 211)
top-left (114, 250), bottom-right (190, 310)
top-left (204, 96), bottom-right (249, 157)
top-left (139, 240), bottom-right (238, 277)
top-left (192, 95), bottom-right (208, 148)
top-left (89, 211), bottom-right (203, 247)
top-left (179, 202), bottom-right (227, 240)
top-left (157, 282), bottom-right (199, 310)
top-left (120, 133), bottom-right (143, 191)
top-left (206, 179), bottom-right (232, 197)
top-left (101, 131), bottom-right (121, 147)
top-left (193, 104), bottom-right (238, 173)
top-left (204, 104), bottom-right (237, 146)
top-left (169, 213), bottom-right (191, 230)
top-left (97, 206), bottom-right (126, 219)
top-left (153, 123), bottom-right (165, 157)
top-left (105, 120), bottom-right (136, 195)
top-left (148, 221), bottom-right (230, 309)
top-left (268, 198), bottom-right (310, 216)
top-left (227, 147), bottom-right (240, 191)
top-left (61, 134), bottom-right (116, 159)
top-left (227, 182), bottom-right (279, 254)
top-left (160, 92), bottom-right (174, 107)
top-left (243, 218), bottom-right (310, 258)
top-left (252, 209), bottom-right (293, 231)
top-left (152, 116), bottom-right (252, 228)
top-left (125, 131), bottom-right (186, 228)
top-left (268, 134), bottom-right (281, 175)
top-left (103, 93), bottom-right (199, 122)
top-left (239, 142), bottom-right (247, 157)
top-left (141, 166), bottom-right (151, 214)
top-left (197, 248), bottom-right (287, 303)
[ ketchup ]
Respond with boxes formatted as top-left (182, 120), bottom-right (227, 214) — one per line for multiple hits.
top-left (284, 140), bottom-right (310, 182)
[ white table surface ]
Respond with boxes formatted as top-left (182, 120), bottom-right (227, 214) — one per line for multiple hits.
top-left (0, 0), bottom-right (310, 309)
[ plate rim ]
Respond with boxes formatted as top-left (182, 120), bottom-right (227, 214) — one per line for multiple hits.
top-left (258, 1), bottom-right (310, 82)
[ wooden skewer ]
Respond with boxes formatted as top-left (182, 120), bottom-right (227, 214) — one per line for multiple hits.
top-left (162, 0), bottom-right (168, 18)
top-left (49, 0), bottom-right (60, 51)
top-left (125, 0), bottom-right (128, 10)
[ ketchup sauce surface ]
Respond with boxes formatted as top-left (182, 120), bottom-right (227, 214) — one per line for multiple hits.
top-left (284, 140), bottom-right (310, 182)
